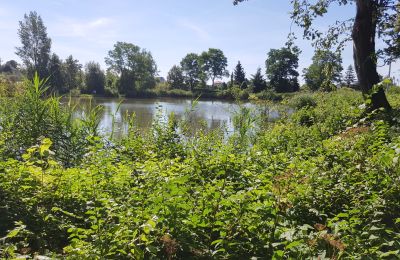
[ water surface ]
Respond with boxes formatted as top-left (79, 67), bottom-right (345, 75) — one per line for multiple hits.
top-left (68, 97), bottom-right (278, 137)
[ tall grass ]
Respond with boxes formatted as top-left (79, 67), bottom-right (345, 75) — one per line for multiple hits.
top-left (0, 73), bottom-right (101, 166)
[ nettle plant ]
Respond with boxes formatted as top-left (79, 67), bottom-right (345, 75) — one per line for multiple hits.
top-left (0, 72), bottom-right (400, 259)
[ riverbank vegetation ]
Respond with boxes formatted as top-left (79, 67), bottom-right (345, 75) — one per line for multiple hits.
top-left (1, 75), bottom-right (400, 259)
top-left (1, 0), bottom-right (400, 258)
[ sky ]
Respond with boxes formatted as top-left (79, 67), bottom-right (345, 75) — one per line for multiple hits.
top-left (0, 0), bottom-right (398, 82)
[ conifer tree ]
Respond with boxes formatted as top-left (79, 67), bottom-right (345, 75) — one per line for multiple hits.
top-left (251, 68), bottom-right (266, 93)
top-left (234, 61), bottom-right (246, 89)
top-left (344, 65), bottom-right (356, 87)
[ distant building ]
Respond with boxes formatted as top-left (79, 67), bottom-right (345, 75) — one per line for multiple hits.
top-left (214, 80), bottom-right (227, 89)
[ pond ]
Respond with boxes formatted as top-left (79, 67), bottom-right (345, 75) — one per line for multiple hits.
top-left (67, 97), bottom-right (281, 138)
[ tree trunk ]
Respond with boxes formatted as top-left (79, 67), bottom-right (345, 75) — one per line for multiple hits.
top-left (352, 0), bottom-right (391, 110)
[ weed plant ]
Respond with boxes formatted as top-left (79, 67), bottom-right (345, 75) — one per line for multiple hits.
top-left (0, 77), bottom-right (399, 259)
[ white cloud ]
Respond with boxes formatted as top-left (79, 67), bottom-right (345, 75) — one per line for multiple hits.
top-left (51, 17), bottom-right (115, 39)
top-left (177, 19), bottom-right (211, 42)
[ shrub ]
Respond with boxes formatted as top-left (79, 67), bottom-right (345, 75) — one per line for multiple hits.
top-left (290, 94), bottom-right (317, 109)
top-left (255, 90), bottom-right (283, 101)
top-left (0, 74), bottom-right (97, 166)
top-left (1, 76), bottom-right (400, 259)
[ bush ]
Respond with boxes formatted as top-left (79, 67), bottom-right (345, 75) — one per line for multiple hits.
top-left (1, 77), bottom-right (400, 259)
top-left (290, 94), bottom-right (317, 109)
top-left (0, 74), bottom-right (96, 166)
top-left (0, 74), bottom-right (25, 97)
top-left (255, 90), bottom-right (283, 101)
top-left (229, 85), bottom-right (250, 100)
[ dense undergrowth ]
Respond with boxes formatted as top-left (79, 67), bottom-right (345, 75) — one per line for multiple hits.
top-left (0, 76), bottom-right (400, 259)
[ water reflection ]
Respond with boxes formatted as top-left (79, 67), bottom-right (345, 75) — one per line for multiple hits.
top-left (65, 97), bottom-right (280, 138)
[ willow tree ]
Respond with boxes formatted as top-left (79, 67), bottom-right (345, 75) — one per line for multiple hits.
top-left (234, 0), bottom-right (399, 110)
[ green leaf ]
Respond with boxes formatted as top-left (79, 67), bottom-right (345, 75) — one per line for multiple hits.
top-left (273, 250), bottom-right (284, 259)
top-left (140, 234), bottom-right (148, 242)
top-left (211, 239), bottom-right (223, 246)
top-left (369, 234), bottom-right (379, 240)
top-left (7, 229), bottom-right (20, 238)
top-left (286, 240), bottom-right (302, 250)
top-left (380, 250), bottom-right (399, 257)
top-left (336, 213), bottom-right (349, 218)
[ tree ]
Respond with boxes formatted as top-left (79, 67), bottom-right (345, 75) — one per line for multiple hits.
top-left (303, 49), bottom-right (343, 91)
top-left (344, 65), bottom-right (356, 88)
top-left (64, 55), bottom-right (83, 91)
top-left (233, 61), bottom-right (246, 89)
top-left (1, 60), bottom-right (19, 73)
top-left (251, 68), bottom-right (267, 93)
top-left (266, 45), bottom-right (300, 93)
top-left (16, 11), bottom-right (51, 79)
top-left (167, 65), bottom-right (185, 90)
top-left (180, 53), bottom-right (202, 91)
top-left (200, 48), bottom-right (228, 87)
top-left (105, 42), bottom-right (157, 96)
top-left (233, 0), bottom-right (394, 109)
top-left (48, 54), bottom-right (66, 93)
top-left (105, 70), bottom-right (119, 96)
top-left (84, 62), bottom-right (105, 94)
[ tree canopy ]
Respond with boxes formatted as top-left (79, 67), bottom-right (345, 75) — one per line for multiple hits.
top-left (251, 68), bottom-right (267, 93)
top-left (48, 54), bottom-right (66, 94)
top-left (84, 62), bottom-right (105, 95)
top-left (167, 65), bottom-right (185, 90)
top-left (16, 11), bottom-right (51, 79)
top-left (0, 60), bottom-right (19, 74)
top-left (344, 64), bottom-right (357, 88)
top-left (303, 49), bottom-right (343, 91)
top-left (105, 42), bottom-right (157, 95)
top-left (234, 0), bottom-right (397, 109)
top-left (64, 55), bottom-right (83, 91)
top-left (266, 46), bottom-right (300, 93)
top-left (180, 53), bottom-right (202, 91)
top-left (200, 48), bottom-right (228, 87)
top-left (233, 61), bottom-right (246, 89)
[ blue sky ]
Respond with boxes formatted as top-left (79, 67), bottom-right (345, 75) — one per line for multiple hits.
top-left (0, 0), bottom-right (397, 82)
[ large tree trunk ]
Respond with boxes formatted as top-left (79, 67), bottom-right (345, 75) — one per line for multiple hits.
top-left (352, 0), bottom-right (391, 110)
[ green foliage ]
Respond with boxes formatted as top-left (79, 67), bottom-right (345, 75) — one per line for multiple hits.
top-left (200, 48), bottom-right (229, 87)
top-left (180, 53), bottom-right (203, 91)
top-left (48, 53), bottom-right (67, 94)
top-left (0, 74), bottom-right (25, 97)
top-left (63, 55), bottom-right (83, 91)
top-left (16, 11), bottom-right (51, 79)
top-left (0, 60), bottom-right (19, 74)
top-left (233, 61), bottom-right (246, 88)
top-left (104, 70), bottom-right (119, 97)
top-left (83, 61), bottom-right (105, 95)
top-left (229, 84), bottom-right (250, 100)
top-left (0, 73), bottom-right (96, 166)
top-left (105, 42), bottom-right (157, 96)
top-left (290, 94), bottom-right (317, 110)
top-left (167, 65), bottom-right (186, 90)
top-left (344, 64), bottom-right (357, 88)
top-left (1, 77), bottom-right (400, 259)
top-left (266, 45), bottom-right (300, 93)
top-left (252, 90), bottom-right (283, 101)
top-left (251, 67), bottom-right (267, 93)
top-left (303, 49), bottom-right (343, 91)
top-left (234, 0), bottom-right (392, 109)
